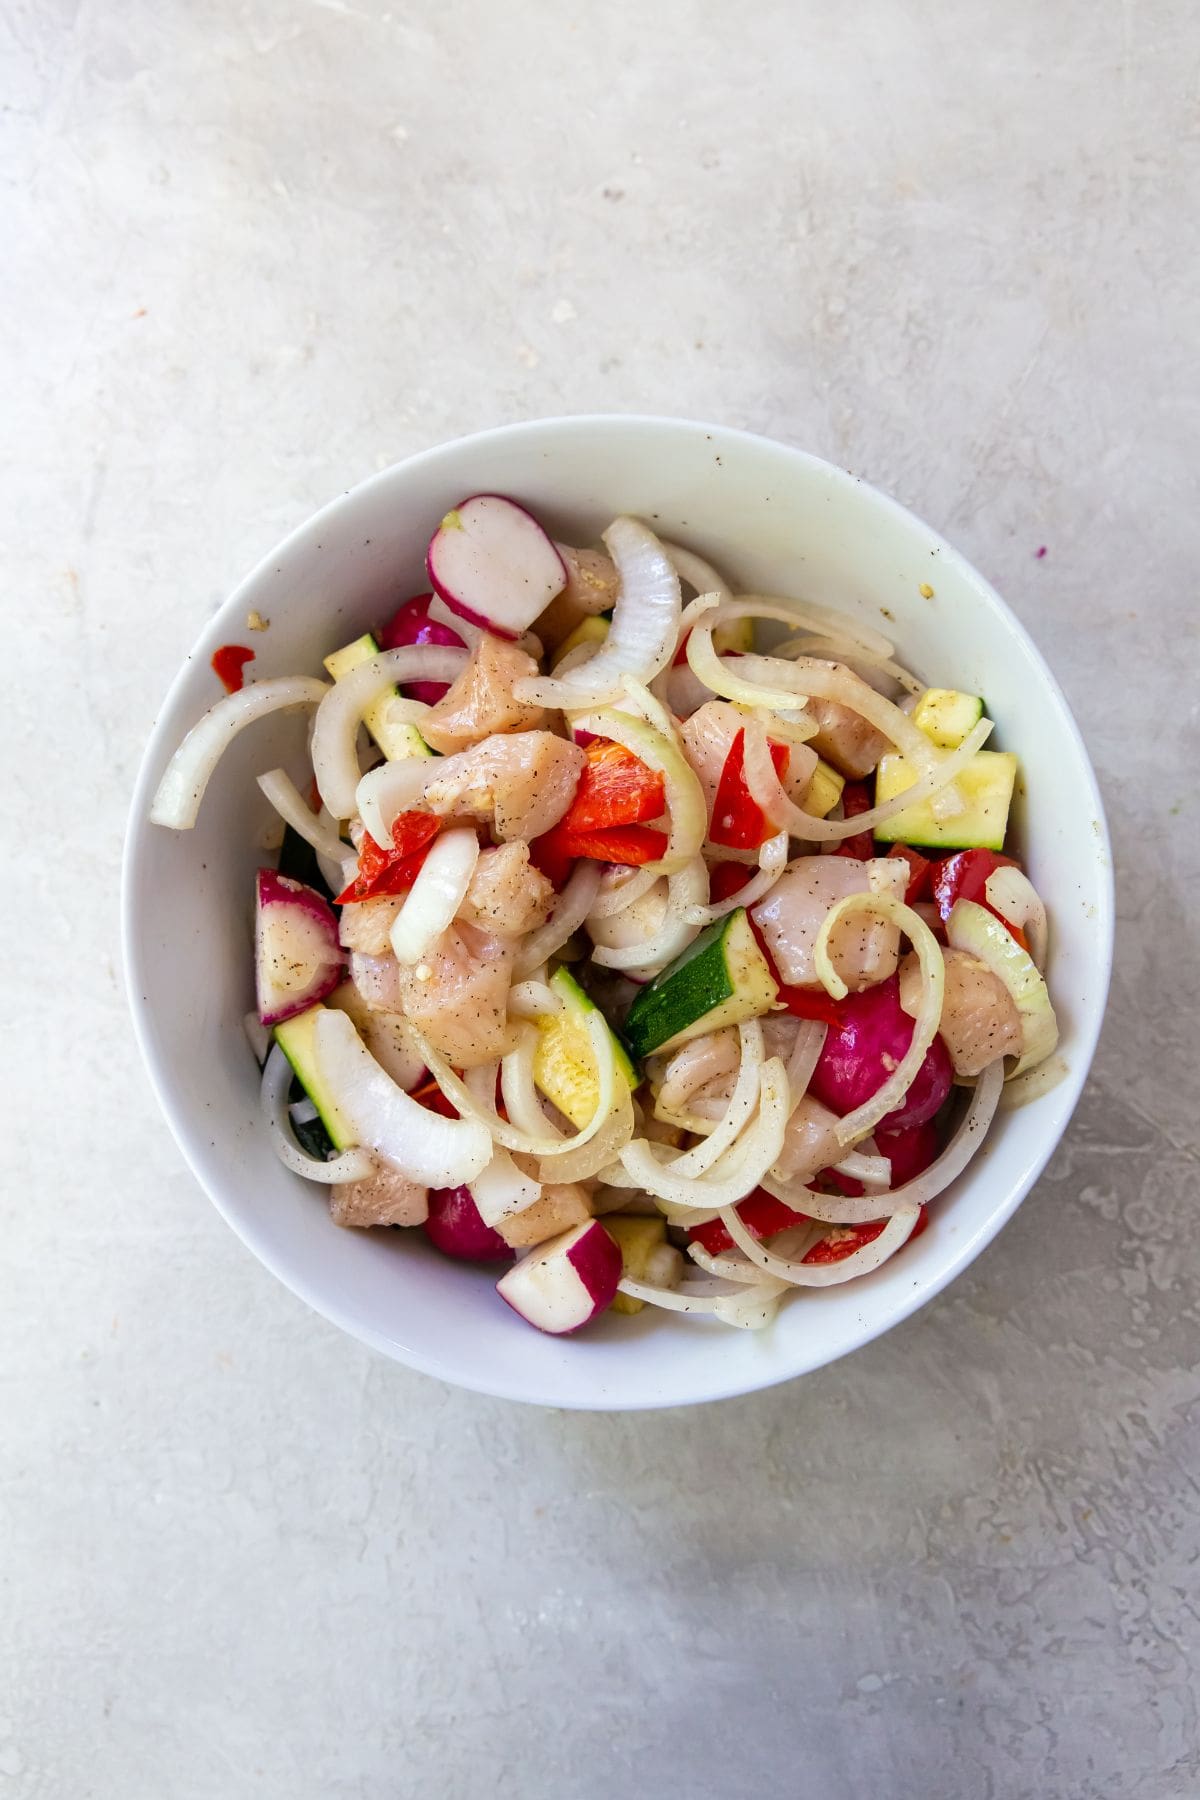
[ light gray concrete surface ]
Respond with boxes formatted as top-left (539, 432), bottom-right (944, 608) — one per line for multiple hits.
top-left (4, 2), bottom-right (1199, 1795)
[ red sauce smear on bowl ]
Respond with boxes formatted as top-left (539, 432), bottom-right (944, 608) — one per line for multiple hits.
top-left (212, 644), bottom-right (255, 692)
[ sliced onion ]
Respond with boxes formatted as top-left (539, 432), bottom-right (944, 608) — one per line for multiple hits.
top-left (515, 517), bottom-right (681, 709)
top-left (832, 1147), bottom-right (891, 1187)
top-left (784, 1019), bottom-right (827, 1103)
top-left (720, 1196), bottom-right (921, 1286)
top-left (774, 633), bottom-right (925, 696)
top-left (571, 706), bottom-right (707, 876)
top-left (150, 677), bottom-right (330, 830)
top-left (589, 864), bottom-right (661, 919)
top-left (686, 1241), bottom-right (775, 1284)
top-left (389, 828), bottom-right (479, 965)
top-left (618, 1056), bottom-right (790, 1209)
top-left (661, 541), bottom-right (734, 606)
top-left (590, 859), bottom-right (706, 971)
top-left (507, 980), bottom-right (563, 1020)
top-left (257, 768), bottom-right (349, 866)
top-left (514, 860), bottom-right (603, 979)
top-left (813, 892), bottom-right (945, 1145)
top-left (662, 1021), bottom-right (764, 1178)
top-left (260, 1044), bottom-right (375, 1184)
top-left (616, 1273), bottom-right (788, 1324)
top-left (311, 646), bottom-right (466, 819)
top-left (985, 865), bottom-right (1049, 968)
top-left (501, 1024), bottom-right (563, 1140)
top-left (763, 1056), bottom-right (1004, 1223)
top-left (685, 832), bottom-right (788, 927)
top-left (313, 1009), bottom-right (491, 1185)
top-left (355, 758), bottom-right (435, 848)
top-left (468, 1145), bottom-right (541, 1228)
top-left (427, 592), bottom-right (485, 650)
top-left (733, 592), bottom-right (898, 660)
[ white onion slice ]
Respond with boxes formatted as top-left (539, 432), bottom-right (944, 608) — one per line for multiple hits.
top-left (589, 864), bottom-right (661, 919)
top-left (763, 1056), bottom-right (1004, 1223)
top-left (685, 832), bottom-right (788, 927)
top-left (244, 1010), bottom-right (272, 1065)
top-left (616, 1273), bottom-right (788, 1324)
top-left (507, 980), bottom-right (563, 1020)
top-left (256, 768), bottom-right (348, 866)
top-left (260, 1044), bottom-right (375, 1184)
top-left (313, 1009), bottom-right (491, 1185)
top-left (150, 677), bottom-right (329, 830)
top-left (832, 1147), bottom-right (891, 1187)
top-left (514, 860), bottom-right (603, 978)
top-left (355, 758), bottom-right (435, 849)
top-left (662, 1021), bottom-right (764, 1178)
top-left (661, 541), bottom-right (734, 606)
top-left (389, 828), bottom-right (479, 965)
top-left (468, 1145), bottom-right (541, 1228)
top-left (591, 859), bottom-right (706, 970)
top-left (427, 591), bottom-right (485, 649)
top-left (618, 1057), bottom-right (790, 1209)
top-left (515, 517), bottom-right (681, 709)
top-left (720, 1197), bottom-right (921, 1286)
top-left (985, 865), bottom-right (1049, 968)
top-left (784, 1020), bottom-right (827, 1104)
top-left (311, 646), bottom-right (467, 819)
top-left (501, 1024), bottom-right (564, 1141)
top-left (733, 592), bottom-right (898, 660)
top-left (812, 892), bottom-right (945, 1145)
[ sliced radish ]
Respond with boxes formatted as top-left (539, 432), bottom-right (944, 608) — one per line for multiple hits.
top-left (379, 592), bottom-right (465, 703)
top-left (496, 1219), bottom-right (622, 1336)
top-left (426, 494), bottom-right (566, 639)
top-left (424, 1186), bottom-right (514, 1262)
top-left (255, 869), bottom-right (345, 1027)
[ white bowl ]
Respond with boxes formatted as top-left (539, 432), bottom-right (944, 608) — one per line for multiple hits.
top-left (123, 417), bottom-right (1113, 1409)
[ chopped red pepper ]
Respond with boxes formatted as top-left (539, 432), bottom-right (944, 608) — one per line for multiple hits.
top-left (884, 843), bottom-right (933, 903)
top-left (930, 848), bottom-right (1028, 949)
top-left (530, 820), bottom-right (667, 888)
top-left (831, 779), bottom-right (875, 860)
top-left (335, 811), bottom-right (440, 903)
top-left (802, 1206), bottom-right (928, 1264)
top-left (689, 1188), bottom-right (810, 1257)
top-left (559, 739), bottom-right (665, 833)
top-left (708, 861), bottom-right (755, 904)
top-left (710, 729), bottom-right (790, 850)
top-left (746, 914), bottom-right (845, 1027)
top-left (212, 644), bottom-right (255, 693)
top-left (409, 1073), bottom-right (460, 1119)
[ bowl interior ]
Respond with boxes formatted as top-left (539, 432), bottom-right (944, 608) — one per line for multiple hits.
top-left (124, 417), bottom-right (1112, 1408)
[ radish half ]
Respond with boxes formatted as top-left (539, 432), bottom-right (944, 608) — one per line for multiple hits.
top-left (255, 869), bottom-right (345, 1027)
top-left (426, 494), bottom-right (566, 639)
top-left (424, 1186), bottom-right (514, 1263)
top-left (496, 1220), bottom-right (622, 1335)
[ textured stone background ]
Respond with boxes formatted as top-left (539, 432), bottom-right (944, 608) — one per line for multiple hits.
top-left (5, 1), bottom-right (1199, 1795)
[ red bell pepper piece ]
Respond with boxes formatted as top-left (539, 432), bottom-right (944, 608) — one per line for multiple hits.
top-left (212, 644), bottom-right (255, 693)
top-left (831, 779), bottom-right (875, 860)
top-left (559, 739), bottom-right (666, 833)
top-left (529, 821), bottom-right (669, 890)
top-left (710, 729), bottom-right (791, 850)
top-left (708, 861), bottom-right (755, 904)
top-left (930, 848), bottom-right (1028, 950)
top-left (689, 1188), bottom-right (810, 1257)
top-left (802, 1205), bottom-right (928, 1264)
top-left (409, 1073), bottom-right (461, 1119)
top-left (884, 843), bottom-right (932, 903)
top-left (745, 915), bottom-right (844, 1027)
top-left (335, 812), bottom-right (440, 903)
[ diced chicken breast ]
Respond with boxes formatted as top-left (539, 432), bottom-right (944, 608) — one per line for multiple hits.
top-left (496, 1181), bottom-right (592, 1250)
top-left (679, 700), bottom-right (818, 830)
top-left (348, 950), bottom-right (405, 1012)
top-left (423, 731), bottom-right (585, 842)
top-left (396, 920), bottom-right (514, 1068)
top-left (656, 1027), bottom-right (741, 1115)
top-left (457, 841), bottom-right (555, 935)
top-left (421, 634), bottom-right (550, 755)
top-left (534, 545), bottom-right (622, 651)
top-left (899, 947), bottom-right (1022, 1077)
top-left (339, 896), bottom-right (405, 956)
top-left (752, 856), bottom-right (906, 991)
top-left (329, 1164), bottom-right (429, 1229)
top-left (805, 664), bottom-right (889, 778)
top-left (771, 1095), bottom-right (845, 1185)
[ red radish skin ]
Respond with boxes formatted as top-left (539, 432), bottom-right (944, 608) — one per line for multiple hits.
top-left (424, 1186), bottom-right (514, 1262)
top-left (254, 869), bottom-right (345, 1027)
top-left (496, 1220), bottom-right (622, 1335)
top-left (427, 495), bottom-right (567, 640)
top-left (875, 1118), bottom-right (940, 1186)
top-left (379, 592), bottom-right (464, 704)
top-left (808, 975), bottom-right (953, 1131)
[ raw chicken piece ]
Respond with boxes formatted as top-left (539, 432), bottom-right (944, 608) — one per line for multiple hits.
top-left (771, 1095), bottom-right (845, 1185)
top-left (457, 841), bottom-right (555, 936)
top-left (496, 1181), bottom-right (592, 1250)
top-left (423, 731), bottom-right (584, 842)
top-left (656, 1028), bottom-right (741, 1115)
top-left (421, 634), bottom-right (549, 755)
top-left (752, 857), bottom-right (907, 992)
top-left (339, 896), bottom-right (404, 956)
top-left (348, 950), bottom-right (405, 1012)
top-left (329, 1164), bottom-right (429, 1229)
top-left (899, 947), bottom-right (1021, 1077)
top-left (804, 663), bottom-right (889, 778)
top-left (678, 699), bottom-right (817, 828)
top-left (396, 920), bottom-right (514, 1068)
top-left (535, 545), bottom-right (622, 651)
